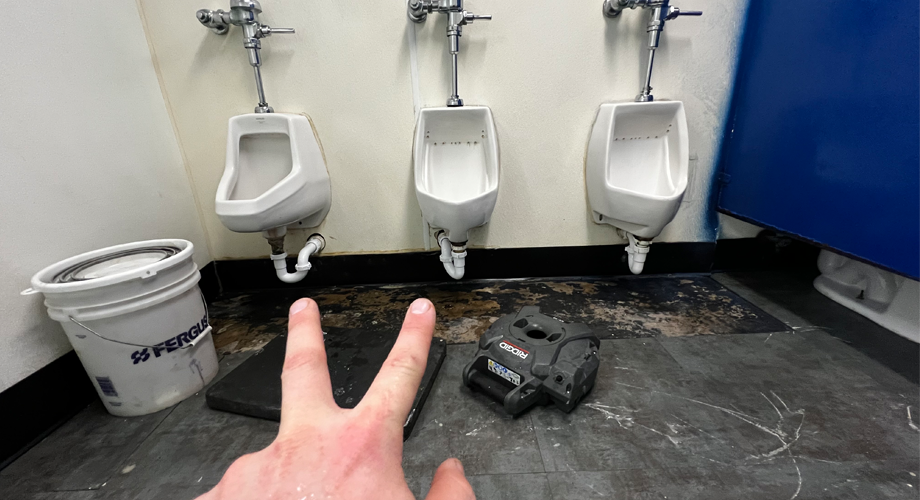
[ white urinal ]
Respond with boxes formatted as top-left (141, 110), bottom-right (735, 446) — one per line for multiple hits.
top-left (215, 113), bottom-right (331, 233)
top-left (586, 101), bottom-right (689, 273)
top-left (414, 106), bottom-right (500, 279)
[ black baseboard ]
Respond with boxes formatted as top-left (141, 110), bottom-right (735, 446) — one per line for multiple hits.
top-left (0, 351), bottom-right (96, 470)
top-left (713, 231), bottom-right (820, 273)
top-left (209, 242), bottom-right (718, 293)
top-left (198, 261), bottom-right (222, 303)
top-left (202, 237), bottom-right (823, 294)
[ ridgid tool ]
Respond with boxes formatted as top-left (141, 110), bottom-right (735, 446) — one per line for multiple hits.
top-left (462, 307), bottom-right (600, 415)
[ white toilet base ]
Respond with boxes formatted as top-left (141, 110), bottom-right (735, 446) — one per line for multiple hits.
top-left (814, 250), bottom-right (919, 343)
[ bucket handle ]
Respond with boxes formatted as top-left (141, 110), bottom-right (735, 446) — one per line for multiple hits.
top-left (68, 290), bottom-right (212, 351)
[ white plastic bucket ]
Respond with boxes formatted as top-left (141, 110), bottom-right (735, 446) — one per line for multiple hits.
top-left (23, 239), bottom-right (219, 417)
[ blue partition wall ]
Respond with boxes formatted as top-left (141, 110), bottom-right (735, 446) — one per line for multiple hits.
top-left (717, 1), bottom-right (919, 278)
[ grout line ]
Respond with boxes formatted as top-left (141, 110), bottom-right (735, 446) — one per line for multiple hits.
top-left (528, 413), bottom-right (550, 475)
top-left (97, 404), bottom-right (179, 490)
top-left (463, 471), bottom-right (551, 477)
top-left (708, 276), bottom-right (795, 332)
top-left (133, 0), bottom-right (216, 262)
top-left (650, 335), bottom-right (690, 374)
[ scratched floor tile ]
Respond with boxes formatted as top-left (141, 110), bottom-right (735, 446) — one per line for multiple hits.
top-left (531, 337), bottom-right (768, 473)
top-left (0, 402), bottom-right (172, 497)
top-left (100, 353), bottom-right (277, 492)
top-left (407, 473), bottom-right (553, 500)
top-left (403, 344), bottom-right (545, 477)
top-left (717, 460), bottom-right (920, 500)
top-left (466, 473), bottom-right (554, 500)
top-left (796, 328), bottom-right (920, 395)
top-left (602, 375), bottom-right (919, 469)
top-left (547, 461), bottom-right (920, 500)
top-left (713, 271), bottom-right (919, 384)
top-left (659, 333), bottom-right (920, 464)
top-left (30, 484), bottom-right (213, 500)
top-left (546, 468), bottom-right (730, 500)
top-left (532, 366), bottom-right (767, 472)
top-left (535, 335), bottom-right (920, 475)
top-left (657, 331), bottom-right (883, 392)
top-left (27, 492), bottom-right (102, 500)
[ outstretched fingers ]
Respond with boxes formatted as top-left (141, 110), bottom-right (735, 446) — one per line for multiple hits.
top-left (279, 299), bottom-right (335, 431)
top-left (360, 299), bottom-right (436, 428)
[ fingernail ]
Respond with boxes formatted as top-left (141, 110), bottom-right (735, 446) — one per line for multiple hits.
top-left (410, 299), bottom-right (431, 314)
top-left (290, 299), bottom-right (309, 316)
top-left (450, 458), bottom-right (465, 473)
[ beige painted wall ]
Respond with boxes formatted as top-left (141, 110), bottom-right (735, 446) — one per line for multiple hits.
top-left (139, 0), bottom-right (752, 260)
top-left (0, 1), bottom-right (210, 391)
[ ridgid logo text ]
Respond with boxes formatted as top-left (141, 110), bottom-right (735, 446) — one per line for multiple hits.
top-left (130, 315), bottom-right (209, 364)
top-left (499, 341), bottom-right (529, 360)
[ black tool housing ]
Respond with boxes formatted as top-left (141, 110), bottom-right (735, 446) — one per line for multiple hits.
top-left (462, 306), bottom-right (600, 415)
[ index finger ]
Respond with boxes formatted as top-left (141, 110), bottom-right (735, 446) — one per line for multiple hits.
top-left (279, 298), bottom-right (335, 432)
top-left (360, 298), bottom-right (436, 427)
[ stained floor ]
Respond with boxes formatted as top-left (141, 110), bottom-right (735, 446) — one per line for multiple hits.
top-left (1, 272), bottom-right (917, 499)
top-left (205, 275), bottom-right (788, 351)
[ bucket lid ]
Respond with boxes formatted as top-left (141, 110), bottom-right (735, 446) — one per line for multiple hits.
top-left (28, 239), bottom-right (195, 294)
top-left (52, 246), bottom-right (181, 283)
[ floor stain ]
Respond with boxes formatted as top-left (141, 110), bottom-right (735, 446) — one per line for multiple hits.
top-left (208, 275), bottom-right (789, 353)
top-left (211, 317), bottom-right (284, 355)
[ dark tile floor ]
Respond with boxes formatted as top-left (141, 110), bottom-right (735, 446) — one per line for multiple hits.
top-left (1, 272), bottom-right (918, 499)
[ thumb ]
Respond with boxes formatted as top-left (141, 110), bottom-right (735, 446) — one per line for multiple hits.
top-left (425, 458), bottom-right (475, 500)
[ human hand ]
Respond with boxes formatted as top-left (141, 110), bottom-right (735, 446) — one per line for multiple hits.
top-left (198, 298), bottom-right (475, 500)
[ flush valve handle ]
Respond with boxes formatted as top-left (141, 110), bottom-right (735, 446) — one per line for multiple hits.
top-left (463, 12), bottom-right (492, 24)
top-left (257, 26), bottom-right (295, 38)
top-left (666, 6), bottom-right (702, 20)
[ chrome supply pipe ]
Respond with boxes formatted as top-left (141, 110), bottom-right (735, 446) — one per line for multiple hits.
top-left (639, 47), bottom-right (656, 102)
top-left (602, 0), bottom-right (701, 102)
top-left (408, 0), bottom-right (491, 107)
top-left (196, 0), bottom-right (295, 113)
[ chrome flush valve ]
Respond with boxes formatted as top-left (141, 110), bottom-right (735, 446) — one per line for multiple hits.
top-left (197, 9), bottom-right (231, 34)
top-left (196, 0), bottom-right (295, 113)
top-left (602, 0), bottom-right (701, 102)
top-left (408, 0), bottom-right (491, 107)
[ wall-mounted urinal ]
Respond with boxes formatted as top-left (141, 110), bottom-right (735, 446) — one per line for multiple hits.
top-left (586, 102), bottom-right (688, 273)
top-left (414, 107), bottom-right (500, 279)
top-left (198, 0), bottom-right (330, 284)
top-left (216, 113), bottom-right (330, 234)
top-left (408, 0), bottom-right (497, 280)
top-left (587, 0), bottom-right (701, 274)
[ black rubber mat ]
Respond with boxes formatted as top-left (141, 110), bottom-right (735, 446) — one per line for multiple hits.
top-left (206, 326), bottom-right (447, 440)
